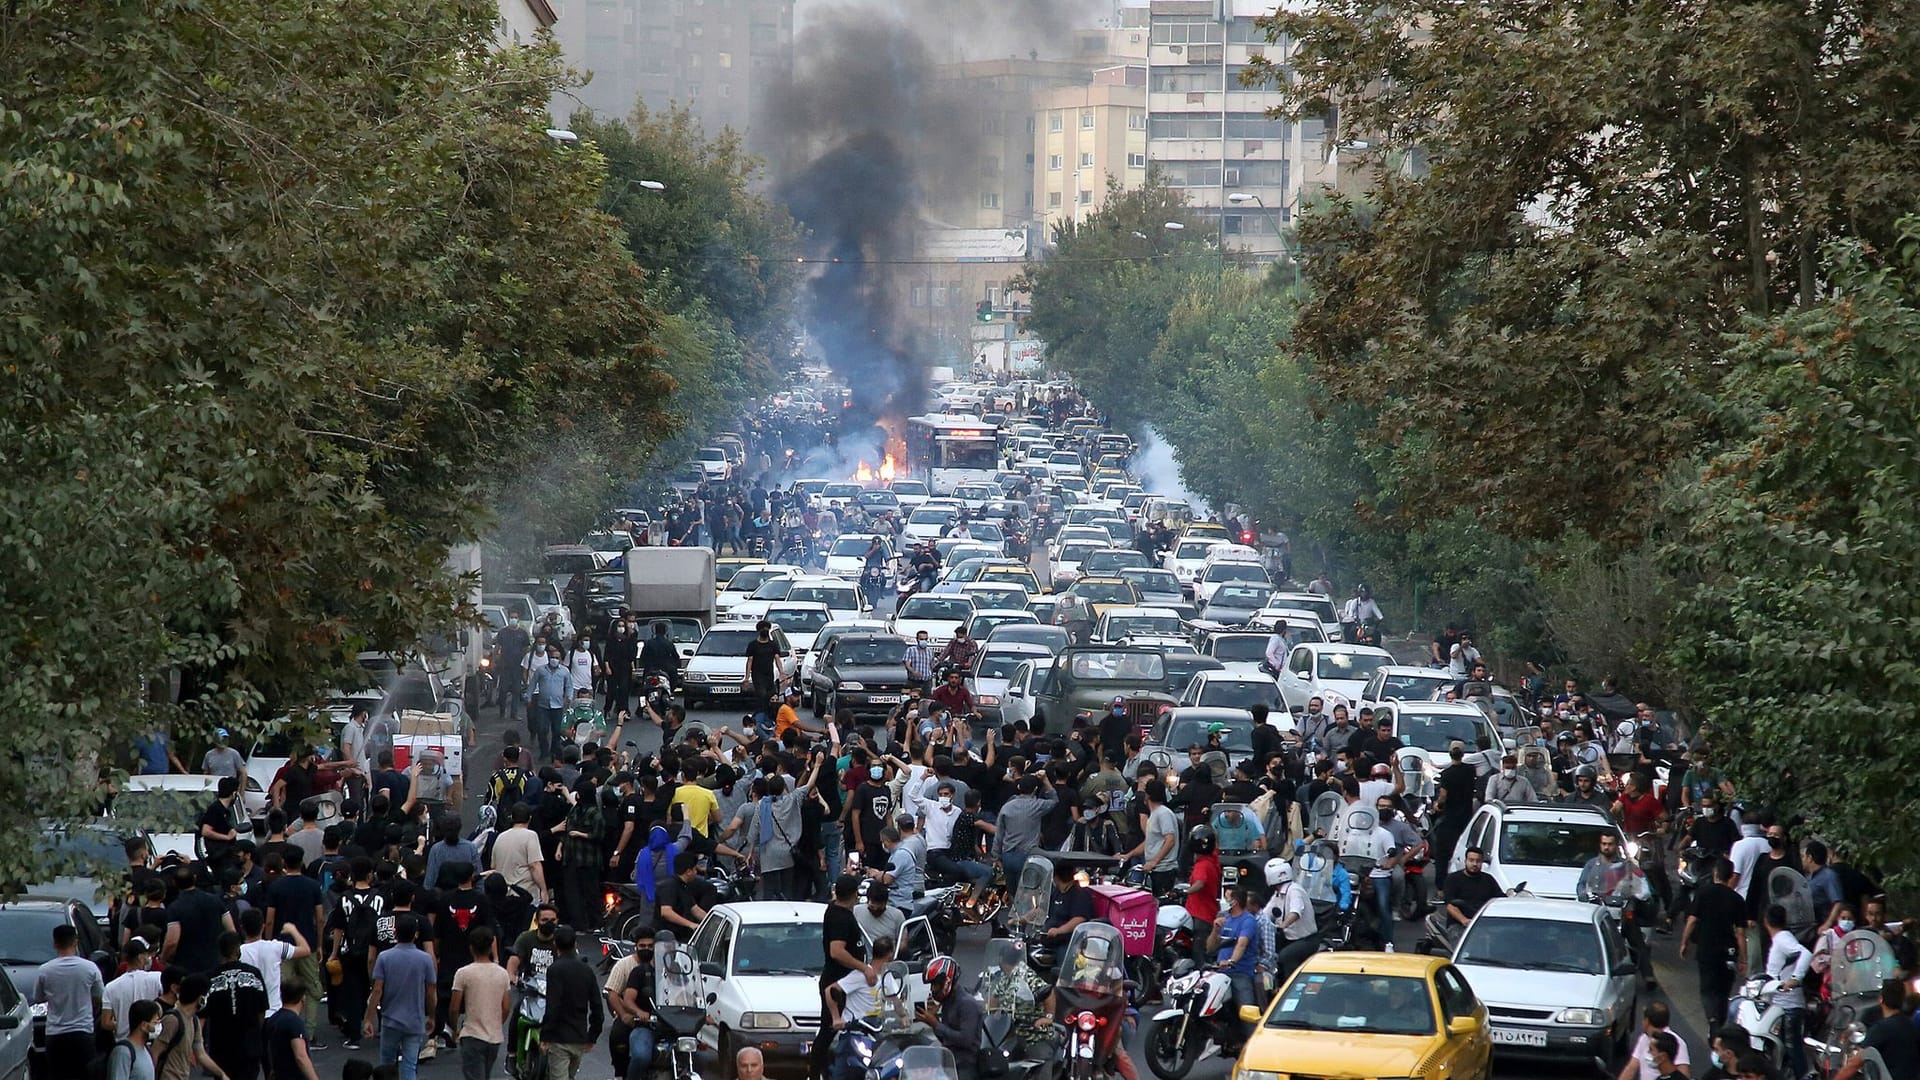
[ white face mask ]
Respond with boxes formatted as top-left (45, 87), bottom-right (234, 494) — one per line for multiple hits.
top-left (1501, 769), bottom-right (1516, 779)
top-left (938, 796), bottom-right (953, 809)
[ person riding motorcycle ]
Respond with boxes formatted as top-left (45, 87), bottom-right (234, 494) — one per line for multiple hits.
top-left (1561, 765), bottom-right (1613, 812)
top-left (1340, 584), bottom-right (1384, 639)
top-left (934, 625), bottom-right (979, 673)
top-left (980, 940), bottom-right (1059, 1063)
top-left (1424, 846), bottom-right (1503, 951)
top-left (917, 956), bottom-right (981, 1077)
top-left (640, 621), bottom-right (680, 680)
top-left (1579, 831), bottom-right (1653, 978)
top-left (1266, 857), bottom-right (1320, 980)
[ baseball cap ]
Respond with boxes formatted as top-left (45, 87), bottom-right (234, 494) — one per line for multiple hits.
top-left (1111, 695), bottom-right (1127, 706)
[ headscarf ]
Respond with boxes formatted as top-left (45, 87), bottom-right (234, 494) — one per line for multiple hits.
top-left (636, 824), bottom-right (678, 903)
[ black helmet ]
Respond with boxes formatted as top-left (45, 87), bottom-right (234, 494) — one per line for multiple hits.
top-left (1188, 824), bottom-right (1217, 856)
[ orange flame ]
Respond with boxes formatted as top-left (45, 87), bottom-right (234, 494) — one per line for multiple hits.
top-left (854, 461), bottom-right (874, 483)
top-left (879, 454), bottom-right (897, 482)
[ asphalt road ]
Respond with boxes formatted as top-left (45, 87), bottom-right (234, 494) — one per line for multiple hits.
top-left (310, 700), bottom-right (1708, 1080)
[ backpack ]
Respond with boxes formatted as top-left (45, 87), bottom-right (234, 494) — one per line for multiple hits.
top-left (87, 1039), bottom-right (136, 1080)
top-left (489, 766), bottom-right (529, 807)
top-left (341, 889), bottom-right (386, 956)
top-left (150, 1009), bottom-right (188, 1077)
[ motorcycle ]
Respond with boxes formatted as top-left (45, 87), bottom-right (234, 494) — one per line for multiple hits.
top-left (1672, 842), bottom-right (1715, 921)
top-left (1055, 923), bottom-right (1130, 1080)
top-left (650, 931), bottom-right (705, 1079)
top-left (1007, 855), bottom-right (1061, 980)
top-left (980, 939), bottom-right (1061, 1080)
top-left (505, 973), bottom-right (548, 1079)
top-left (862, 960), bottom-right (942, 1080)
top-left (1417, 881), bottom-right (1529, 956)
top-left (1730, 976), bottom-right (1791, 1073)
top-left (1145, 959), bottom-right (1237, 1080)
top-left (1807, 929), bottom-right (1903, 1077)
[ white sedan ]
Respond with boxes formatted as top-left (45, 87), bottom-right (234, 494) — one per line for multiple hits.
top-left (1275, 642), bottom-right (1395, 711)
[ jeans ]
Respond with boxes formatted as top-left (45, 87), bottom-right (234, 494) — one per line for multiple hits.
top-left (1229, 971), bottom-right (1260, 1043)
top-left (820, 830), bottom-right (843, 900)
top-left (459, 1036), bottom-right (500, 1080)
top-left (604, 670), bottom-right (631, 717)
top-left (380, 1027), bottom-right (426, 1080)
top-left (545, 1040), bottom-right (588, 1079)
top-left (1780, 1008), bottom-right (1808, 1080)
top-left (1371, 875), bottom-right (1395, 946)
top-left (759, 865), bottom-right (795, 901)
top-left (928, 850), bottom-right (991, 890)
top-left (626, 1025), bottom-right (657, 1080)
top-left (525, 704), bottom-right (558, 759)
top-left (1000, 850), bottom-right (1030, 887)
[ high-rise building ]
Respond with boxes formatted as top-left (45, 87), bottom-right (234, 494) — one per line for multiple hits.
top-left (1034, 66), bottom-right (1149, 236)
top-left (1144, 0), bottom-right (1328, 260)
top-left (497, 0), bottom-right (557, 46)
top-left (926, 59), bottom-right (1101, 231)
top-left (549, 0), bottom-right (793, 152)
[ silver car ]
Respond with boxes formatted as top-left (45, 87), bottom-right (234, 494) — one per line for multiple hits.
top-left (1450, 896), bottom-right (1640, 1070)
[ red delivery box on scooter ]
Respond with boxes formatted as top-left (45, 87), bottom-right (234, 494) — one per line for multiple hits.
top-left (1089, 884), bottom-right (1155, 957)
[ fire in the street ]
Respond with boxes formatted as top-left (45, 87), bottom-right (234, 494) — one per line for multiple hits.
top-left (852, 454), bottom-right (897, 484)
top-left (880, 454), bottom-right (896, 481)
top-left (854, 461), bottom-right (874, 482)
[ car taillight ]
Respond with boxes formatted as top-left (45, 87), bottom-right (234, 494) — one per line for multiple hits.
top-left (602, 890), bottom-right (619, 915)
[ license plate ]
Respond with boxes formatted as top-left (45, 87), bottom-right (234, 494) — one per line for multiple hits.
top-left (711, 685), bottom-right (741, 693)
top-left (868, 694), bottom-right (900, 704)
top-left (1490, 1027), bottom-right (1548, 1047)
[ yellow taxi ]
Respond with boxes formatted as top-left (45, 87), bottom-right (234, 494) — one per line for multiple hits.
top-left (1185, 521), bottom-right (1232, 542)
top-left (1229, 951), bottom-right (1492, 1080)
top-left (977, 561), bottom-right (1045, 596)
top-left (714, 556), bottom-right (766, 590)
top-left (1063, 576), bottom-right (1140, 617)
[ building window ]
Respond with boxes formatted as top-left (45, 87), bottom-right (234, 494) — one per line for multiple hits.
top-left (983, 155), bottom-right (1000, 177)
top-left (1148, 116), bottom-right (1223, 140)
top-left (1223, 214), bottom-right (1244, 234)
top-left (1025, 189), bottom-right (1034, 208)
top-left (986, 283), bottom-right (1001, 303)
top-left (1079, 189), bottom-right (1092, 205)
top-left (1150, 18), bottom-right (1223, 44)
top-left (1048, 154), bottom-right (1062, 171)
top-left (1128, 152), bottom-right (1147, 168)
top-left (1128, 109), bottom-right (1146, 130)
top-left (910, 285), bottom-right (927, 308)
top-left (1081, 111), bottom-right (1096, 129)
top-left (1049, 114), bottom-right (1064, 132)
top-left (1048, 191), bottom-right (1062, 208)
top-left (949, 281), bottom-right (963, 305)
top-left (1079, 152), bottom-right (1093, 168)
top-left (931, 283), bottom-right (948, 306)
top-left (716, 51), bottom-right (732, 68)
top-left (980, 191), bottom-right (1001, 209)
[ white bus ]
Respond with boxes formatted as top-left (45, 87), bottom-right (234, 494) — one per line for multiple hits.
top-left (905, 413), bottom-right (999, 495)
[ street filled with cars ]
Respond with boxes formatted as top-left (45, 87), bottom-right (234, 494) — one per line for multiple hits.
top-left (13, 373), bottom-right (1910, 1080)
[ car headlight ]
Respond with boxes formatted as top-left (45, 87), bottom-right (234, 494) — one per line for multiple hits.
top-left (977, 694), bottom-right (1000, 706)
top-left (684, 672), bottom-right (708, 683)
top-left (838, 681), bottom-right (865, 691)
top-left (1624, 839), bottom-right (1640, 861)
top-left (738, 1011), bottom-right (793, 1030)
top-left (1556, 1007), bottom-right (1603, 1025)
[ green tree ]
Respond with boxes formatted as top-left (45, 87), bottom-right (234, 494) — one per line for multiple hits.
top-left (1666, 221), bottom-right (1920, 883)
top-left (1, 0), bottom-right (670, 875)
top-left (1255, 0), bottom-right (1920, 542)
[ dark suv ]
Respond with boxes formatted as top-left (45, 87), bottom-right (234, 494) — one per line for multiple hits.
top-left (809, 633), bottom-right (915, 716)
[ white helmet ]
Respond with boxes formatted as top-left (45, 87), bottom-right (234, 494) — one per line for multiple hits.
top-left (1614, 720), bottom-right (1636, 741)
top-left (1265, 857), bottom-right (1293, 887)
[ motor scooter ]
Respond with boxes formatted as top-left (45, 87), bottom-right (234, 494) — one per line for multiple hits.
top-left (980, 939), bottom-right (1060, 1080)
top-left (1806, 929), bottom-right (1902, 1077)
top-left (861, 961), bottom-right (942, 1080)
top-left (1055, 923), bottom-right (1131, 1080)
top-left (1006, 855), bottom-right (1061, 981)
top-left (649, 931), bottom-right (705, 1079)
top-left (1729, 976), bottom-right (1790, 1073)
top-left (505, 972), bottom-right (548, 1079)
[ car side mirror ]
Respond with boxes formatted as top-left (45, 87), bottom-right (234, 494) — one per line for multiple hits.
top-left (1448, 1015), bottom-right (1482, 1037)
top-left (699, 962), bottom-right (723, 978)
top-left (0, 1015), bottom-right (19, 1030)
top-left (1239, 1005), bottom-right (1264, 1024)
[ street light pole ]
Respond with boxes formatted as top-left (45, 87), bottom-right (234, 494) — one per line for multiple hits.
top-left (1228, 191), bottom-right (1298, 288)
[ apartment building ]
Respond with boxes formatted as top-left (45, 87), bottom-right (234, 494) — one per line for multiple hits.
top-left (1034, 66), bottom-right (1149, 235)
top-left (1144, 0), bottom-right (1327, 260)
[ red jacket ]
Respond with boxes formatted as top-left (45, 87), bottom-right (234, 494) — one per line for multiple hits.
top-left (1185, 852), bottom-right (1222, 925)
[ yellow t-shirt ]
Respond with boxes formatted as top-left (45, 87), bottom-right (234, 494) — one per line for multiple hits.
top-left (670, 782), bottom-right (720, 836)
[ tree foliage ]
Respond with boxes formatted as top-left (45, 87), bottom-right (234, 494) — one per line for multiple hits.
top-left (0, 0), bottom-right (676, 875)
top-left (1666, 221), bottom-right (1920, 884)
top-left (1256, 0), bottom-right (1920, 542)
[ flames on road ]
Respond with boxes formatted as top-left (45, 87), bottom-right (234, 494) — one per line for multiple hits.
top-left (852, 454), bottom-right (898, 483)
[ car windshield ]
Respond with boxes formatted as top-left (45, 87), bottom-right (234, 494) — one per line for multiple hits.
top-left (966, 523), bottom-right (1006, 542)
top-left (1066, 651), bottom-right (1167, 681)
top-left (909, 508), bottom-right (955, 526)
top-left (1265, 973), bottom-right (1436, 1036)
top-left (1458, 916), bottom-right (1606, 974)
top-left (1106, 615), bottom-right (1180, 638)
top-left (1211, 585), bottom-right (1273, 606)
top-left (732, 922), bottom-right (821, 976)
top-left (0, 909), bottom-right (68, 965)
top-left (767, 609), bottom-right (831, 633)
top-left (1317, 651), bottom-right (1389, 682)
top-left (1122, 570), bottom-right (1181, 593)
top-left (727, 569), bottom-right (787, 593)
top-left (1175, 541), bottom-right (1215, 560)
top-left (1501, 820), bottom-right (1618, 868)
top-left (836, 638), bottom-right (908, 666)
top-left (969, 588), bottom-right (1029, 608)
top-left (36, 827), bottom-right (127, 879)
top-left (899, 597), bottom-right (974, 621)
top-left (980, 567), bottom-right (1036, 587)
top-left (586, 533), bottom-right (631, 552)
top-left (518, 582), bottom-right (562, 606)
top-left (890, 481), bottom-right (928, 497)
top-left (970, 614), bottom-right (1032, 635)
top-left (1198, 681), bottom-right (1281, 710)
top-left (749, 579), bottom-right (796, 601)
top-left (830, 537), bottom-right (882, 557)
top-left (1204, 562), bottom-right (1270, 584)
top-left (658, 620), bottom-right (704, 643)
top-left (1059, 544), bottom-right (1103, 563)
top-left (1070, 581), bottom-right (1136, 604)
top-left (114, 789), bottom-right (215, 833)
top-left (822, 485), bottom-right (862, 500)
top-left (1395, 710), bottom-right (1485, 752)
top-left (1085, 551), bottom-right (1149, 571)
top-left (976, 651), bottom-right (1040, 679)
top-left (542, 554), bottom-right (597, 577)
top-left (787, 586), bottom-right (854, 608)
top-left (1164, 715), bottom-right (1255, 752)
top-left (696, 630), bottom-right (757, 657)
top-left (1378, 672), bottom-right (1452, 699)
top-left (1211, 636), bottom-right (1268, 661)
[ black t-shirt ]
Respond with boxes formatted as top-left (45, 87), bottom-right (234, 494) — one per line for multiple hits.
top-left (1223, 779), bottom-right (1263, 804)
top-left (821, 903), bottom-right (863, 988)
top-left (198, 799), bottom-right (236, 853)
top-left (264, 873), bottom-right (325, 946)
top-left (1046, 884), bottom-right (1096, 932)
top-left (656, 875), bottom-right (704, 932)
top-left (1437, 763), bottom-right (1478, 823)
top-left (123, 902), bottom-right (170, 942)
top-left (438, 887), bottom-right (488, 969)
top-left (512, 929), bottom-right (559, 981)
top-left (1097, 712), bottom-right (1130, 764)
top-left (201, 959), bottom-right (269, 1049)
top-left (852, 783), bottom-right (893, 850)
top-left (744, 638), bottom-right (783, 688)
top-left (1690, 816), bottom-right (1739, 856)
top-left (1690, 882), bottom-right (1749, 956)
top-left (264, 1007), bottom-right (308, 1078)
top-left (278, 764), bottom-right (315, 810)
top-left (1863, 1011), bottom-right (1920, 1080)
top-left (167, 887), bottom-right (230, 973)
top-left (1443, 870), bottom-right (1504, 921)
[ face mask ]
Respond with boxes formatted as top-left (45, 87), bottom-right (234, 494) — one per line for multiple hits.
top-left (1711, 1053), bottom-right (1723, 1069)
top-left (537, 923), bottom-right (556, 936)
top-left (1705, 807), bottom-right (1719, 818)
top-left (917, 638), bottom-right (928, 646)
top-left (1112, 707), bottom-right (1124, 716)
top-left (938, 796), bottom-right (953, 809)
top-left (1768, 837), bottom-right (1785, 850)
top-left (1838, 920), bottom-right (1856, 933)
top-left (1501, 769), bottom-right (1516, 779)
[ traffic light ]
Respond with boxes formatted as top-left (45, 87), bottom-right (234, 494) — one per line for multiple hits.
top-left (976, 300), bottom-right (994, 322)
